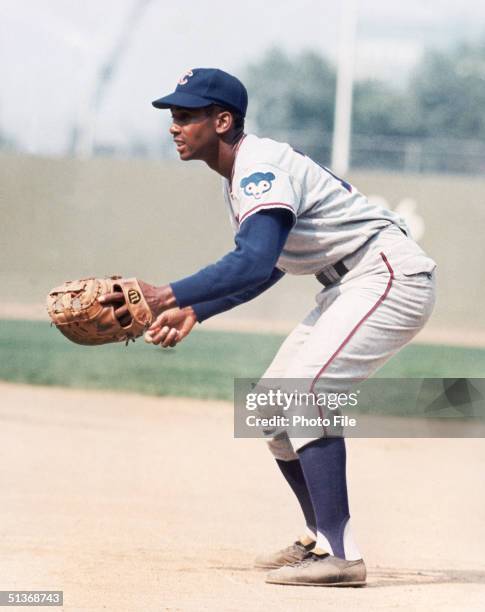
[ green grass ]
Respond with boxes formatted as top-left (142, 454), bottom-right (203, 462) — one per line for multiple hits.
top-left (1, 320), bottom-right (484, 404)
top-left (0, 319), bottom-right (284, 399)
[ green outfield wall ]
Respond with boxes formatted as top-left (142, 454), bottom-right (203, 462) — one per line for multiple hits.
top-left (1, 153), bottom-right (483, 335)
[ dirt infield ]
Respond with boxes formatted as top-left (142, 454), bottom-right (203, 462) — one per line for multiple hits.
top-left (1, 382), bottom-right (484, 611)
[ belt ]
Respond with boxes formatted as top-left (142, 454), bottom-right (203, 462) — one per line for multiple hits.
top-left (315, 259), bottom-right (349, 287)
top-left (315, 226), bottom-right (406, 288)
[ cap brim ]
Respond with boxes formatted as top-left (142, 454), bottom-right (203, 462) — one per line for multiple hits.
top-left (152, 91), bottom-right (213, 109)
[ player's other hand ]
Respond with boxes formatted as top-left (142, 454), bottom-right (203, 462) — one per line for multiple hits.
top-left (145, 306), bottom-right (198, 348)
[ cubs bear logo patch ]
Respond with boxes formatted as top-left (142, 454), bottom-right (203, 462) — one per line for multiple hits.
top-left (240, 172), bottom-right (276, 199)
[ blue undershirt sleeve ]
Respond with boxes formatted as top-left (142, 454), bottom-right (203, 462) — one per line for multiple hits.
top-left (170, 209), bottom-right (293, 307)
top-left (192, 267), bottom-right (285, 322)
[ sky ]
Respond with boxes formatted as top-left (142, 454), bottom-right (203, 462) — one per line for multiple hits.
top-left (1, 0), bottom-right (484, 156)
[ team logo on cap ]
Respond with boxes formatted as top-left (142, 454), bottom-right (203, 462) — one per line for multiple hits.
top-left (240, 172), bottom-right (276, 199)
top-left (178, 69), bottom-right (194, 85)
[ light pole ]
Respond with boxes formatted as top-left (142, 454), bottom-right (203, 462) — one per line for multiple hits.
top-left (331, 0), bottom-right (358, 176)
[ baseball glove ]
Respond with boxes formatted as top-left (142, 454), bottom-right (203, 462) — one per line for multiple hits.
top-left (46, 276), bottom-right (153, 346)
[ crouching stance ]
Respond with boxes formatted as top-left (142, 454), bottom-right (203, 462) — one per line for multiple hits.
top-left (106, 68), bottom-right (436, 586)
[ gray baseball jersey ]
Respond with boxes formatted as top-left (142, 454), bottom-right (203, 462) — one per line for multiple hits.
top-left (223, 135), bottom-right (437, 560)
top-left (223, 133), bottom-right (409, 275)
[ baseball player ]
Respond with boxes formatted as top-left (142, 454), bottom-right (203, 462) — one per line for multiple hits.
top-left (102, 68), bottom-right (436, 586)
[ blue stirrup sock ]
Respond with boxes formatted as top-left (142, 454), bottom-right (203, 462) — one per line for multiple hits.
top-left (276, 458), bottom-right (317, 541)
top-left (297, 437), bottom-right (362, 560)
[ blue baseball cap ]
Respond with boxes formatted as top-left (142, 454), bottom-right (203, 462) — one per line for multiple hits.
top-left (152, 68), bottom-right (248, 117)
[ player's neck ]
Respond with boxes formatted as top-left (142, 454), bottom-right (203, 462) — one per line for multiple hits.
top-left (206, 132), bottom-right (245, 179)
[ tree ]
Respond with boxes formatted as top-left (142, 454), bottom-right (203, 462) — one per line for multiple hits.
top-left (244, 48), bottom-right (336, 160)
top-left (244, 42), bottom-right (485, 172)
top-left (410, 39), bottom-right (485, 139)
top-left (244, 47), bottom-right (415, 163)
top-left (353, 79), bottom-right (421, 138)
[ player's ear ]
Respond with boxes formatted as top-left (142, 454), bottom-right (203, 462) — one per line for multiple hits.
top-left (214, 110), bottom-right (233, 135)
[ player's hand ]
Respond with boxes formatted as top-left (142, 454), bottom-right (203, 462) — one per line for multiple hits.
top-left (137, 280), bottom-right (177, 317)
top-left (97, 289), bottom-right (131, 326)
top-left (99, 279), bottom-right (177, 324)
top-left (145, 306), bottom-right (198, 348)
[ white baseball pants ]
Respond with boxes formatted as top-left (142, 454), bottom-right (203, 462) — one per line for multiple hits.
top-left (264, 224), bottom-right (437, 459)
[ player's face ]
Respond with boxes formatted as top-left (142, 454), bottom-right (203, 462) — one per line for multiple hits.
top-left (169, 106), bottom-right (218, 161)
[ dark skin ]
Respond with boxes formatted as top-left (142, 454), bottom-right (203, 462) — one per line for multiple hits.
top-left (99, 106), bottom-right (244, 347)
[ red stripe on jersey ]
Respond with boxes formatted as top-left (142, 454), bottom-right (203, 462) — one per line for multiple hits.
top-left (239, 202), bottom-right (295, 224)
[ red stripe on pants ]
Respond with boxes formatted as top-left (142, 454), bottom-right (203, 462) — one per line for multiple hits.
top-left (310, 252), bottom-right (394, 395)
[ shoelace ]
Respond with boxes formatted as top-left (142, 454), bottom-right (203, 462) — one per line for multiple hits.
top-left (293, 552), bottom-right (331, 567)
top-left (284, 544), bottom-right (306, 562)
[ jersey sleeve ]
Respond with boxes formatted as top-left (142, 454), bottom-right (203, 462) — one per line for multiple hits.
top-left (170, 209), bottom-right (292, 307)
top-left (234, 164), bottom-right (300, 226)
top-left (192, 268), bottom-right (285, 323)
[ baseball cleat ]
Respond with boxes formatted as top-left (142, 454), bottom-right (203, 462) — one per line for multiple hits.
top-left (254, 540), bottom-right (315, 570)
top-left (265, 553), bottom-right (366, 587)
